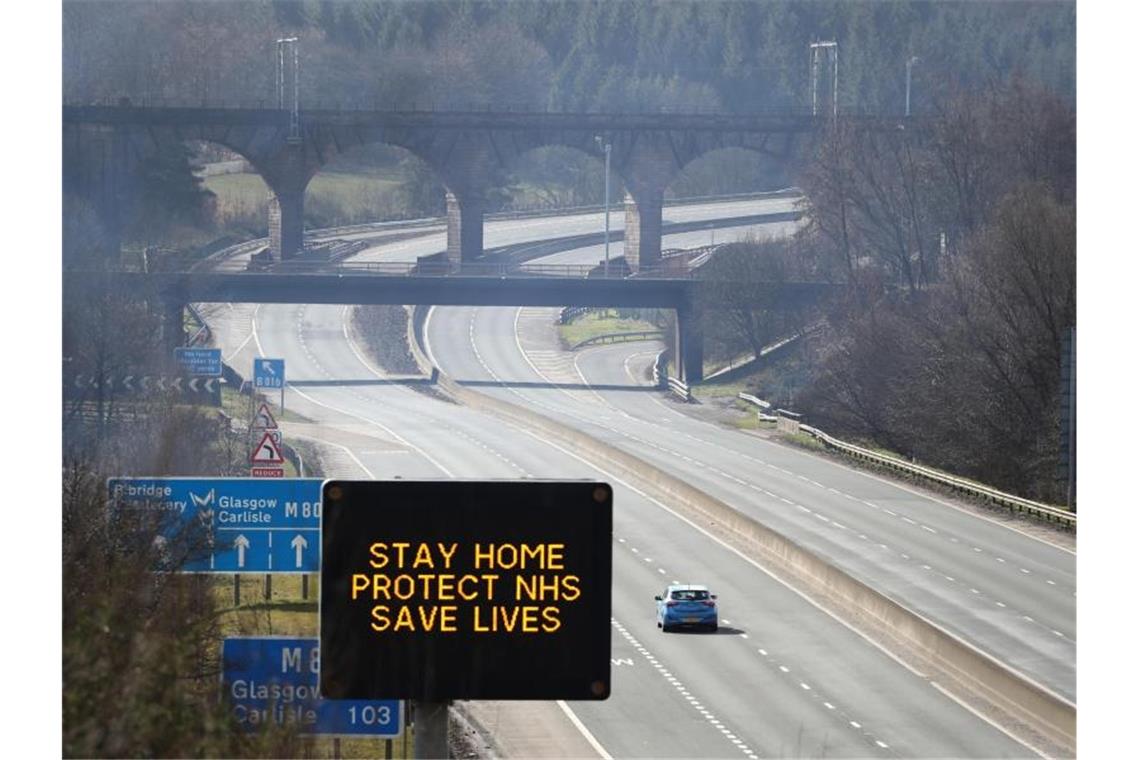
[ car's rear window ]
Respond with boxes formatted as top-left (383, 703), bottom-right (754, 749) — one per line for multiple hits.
top-left (670, 590), bottom-right (710, 601)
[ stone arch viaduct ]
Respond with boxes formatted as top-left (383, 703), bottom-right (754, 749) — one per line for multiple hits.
top-left (62, 103), bottom-right (819, 270)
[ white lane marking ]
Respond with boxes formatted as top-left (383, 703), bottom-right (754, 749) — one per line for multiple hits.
top-left (800, 682), bottom-right (811, 690)
top-left (823, 702), bottom-right (835, 710)
top-left (930, 681), bottom-right (1050, 759)
top-left (287, 384), bottom-right (455, 477)
top-left (1020, 568), bottom-right (1032, 574)
top-left (921, 525), bottom-right (937, 534)
top-left (849, 720), bottom-right (861, 728)
top-left (555, 701), bottom-right (613, 760)
top-left (296, 436), bottom-right (374, 478)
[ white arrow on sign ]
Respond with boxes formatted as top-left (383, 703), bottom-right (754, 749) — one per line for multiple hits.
top-left (291, 534), bottom-right (308, 568)
top-left (73, 375), bottom-right (86, 389)
top-left (206, 379), bottom-right (217, 392)
top-left (141, 376), bottom-right (152, 391)
top-left (234, 534), bottom-right (250, 568)
top-left (171, 377), bottom-right (183, 391)
top-left (156, 377), bottom-right (166, 392)
top-left (189, 378), bottom-right (199, 392)
top-left (123, 375), bottom-right (134, 391)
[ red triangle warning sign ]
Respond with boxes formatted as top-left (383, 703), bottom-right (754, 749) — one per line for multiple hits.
top-left (252, 403), bottom-right (279, 430)
top-left (250, 431), bottom-right (285, 464)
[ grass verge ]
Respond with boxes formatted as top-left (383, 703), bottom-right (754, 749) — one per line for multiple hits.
top-left (558, 309), bottom-right (661, 348)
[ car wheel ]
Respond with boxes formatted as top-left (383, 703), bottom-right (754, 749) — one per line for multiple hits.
top-left (662, 623), bottom-right (673, 633)
top-left (707, 623), bottom-right (718, 633)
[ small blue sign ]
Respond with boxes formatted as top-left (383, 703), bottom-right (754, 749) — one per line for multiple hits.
top-left (254, 358), bottom-right (285, 390)
top-left (223, 638), bottom-right (401, 736)
top-left (107, 478), bottom-right (321, 573)
top-left (175, 347), bottom-right (222, 377)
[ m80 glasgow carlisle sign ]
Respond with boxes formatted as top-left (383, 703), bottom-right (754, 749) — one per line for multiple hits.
top-left (107, 478), bottom-right (321, 573)
top-left (319, 480), bottom-right (613, 702)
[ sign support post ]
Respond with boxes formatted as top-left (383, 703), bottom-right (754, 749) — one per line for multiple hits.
top-left (413, 701), bottom-right (449, 760)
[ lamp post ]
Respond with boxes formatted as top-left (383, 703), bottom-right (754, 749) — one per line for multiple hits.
top-left (276, 37), bottom-right (300, 141)
top-left (595, 136), bottom-right (612, 277)
top-left (905, 56), bottom-right (920, 117)
top-left (809, 40), bottom-right (839, 120)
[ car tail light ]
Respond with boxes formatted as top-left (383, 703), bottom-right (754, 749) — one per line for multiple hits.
top-left (702, 601), bottom-right (716, 607)
top-left (666, 601), bottom-right (679, 607)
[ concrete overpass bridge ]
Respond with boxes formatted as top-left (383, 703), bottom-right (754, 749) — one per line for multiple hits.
top-left (63, 262), bottom-right (837, 384)
top-left (63, 102), bottom-right (827, 270)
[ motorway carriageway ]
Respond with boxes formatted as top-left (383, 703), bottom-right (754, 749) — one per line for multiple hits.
top-left (206, 199), bottom-right (1047, 757)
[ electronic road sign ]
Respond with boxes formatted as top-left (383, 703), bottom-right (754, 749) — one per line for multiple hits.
top-left (320, 480), bottom-right (612, 701)
top-left (223, 637), bottom-right (401, 736)
top-left (107, 478), bottom-right (321, 573)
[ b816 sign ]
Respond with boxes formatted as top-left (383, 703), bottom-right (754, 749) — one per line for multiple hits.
top-left (319, 480), bottom-right (612, 701)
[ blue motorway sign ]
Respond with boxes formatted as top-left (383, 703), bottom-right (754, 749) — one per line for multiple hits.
top-left (107, 478), bottom-right (321, 573)
top-left (174, 347), bottom-right (223, 377)
top-left (223, 637), bottom-right (401, 736)
top-left (254, 358), bottom-right (286, 390)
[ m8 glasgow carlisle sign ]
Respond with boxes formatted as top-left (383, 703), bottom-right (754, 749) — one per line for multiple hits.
top-left (107, 478), bottom-right (321, 573)
top-left (223, 637), bottom-right (400, 736)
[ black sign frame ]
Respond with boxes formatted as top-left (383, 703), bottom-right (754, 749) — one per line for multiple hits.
top-left (319, 480), bottom-right (612, 701)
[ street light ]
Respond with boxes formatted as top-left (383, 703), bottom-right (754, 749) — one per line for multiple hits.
top-left (809, 40), bottom-right (839, 119)
top-left (905, 56), bottom-right (920, 117)
top-left (595, 136), bottom-right (612, 277)
top-left (276, 37), bottom-right (300, 141)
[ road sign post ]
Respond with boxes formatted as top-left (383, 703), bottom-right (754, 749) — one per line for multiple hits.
top-left (253, 357), bottom-right (286, 413)
top-left (222, 637), bottom-right (401, 736)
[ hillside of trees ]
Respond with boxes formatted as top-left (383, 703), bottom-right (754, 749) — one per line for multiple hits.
top-left (63, 1), bottom-right (1075, 238)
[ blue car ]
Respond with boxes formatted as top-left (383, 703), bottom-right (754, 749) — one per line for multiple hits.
top-left (655, 584), bottom-right (718, 632)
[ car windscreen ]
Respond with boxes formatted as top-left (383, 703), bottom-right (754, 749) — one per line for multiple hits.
top-left (670, 590), bottom-right (709, 601)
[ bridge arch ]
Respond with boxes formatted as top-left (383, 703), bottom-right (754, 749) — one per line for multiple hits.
top-left (669, 146), bottom-right (794, 200)
top-left (302, 143), bottom-right (445, 232)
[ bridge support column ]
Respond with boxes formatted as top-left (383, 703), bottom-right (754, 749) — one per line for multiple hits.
top-left (674, 304), bottom-right (704, 385)
top-left (268, 190), bottom-right (305, 261)
top-left (445, 190), bottom-right (484, 266)
top-left (624, 188), bottom-right (664, 273)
